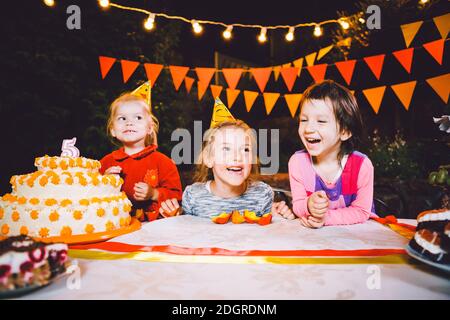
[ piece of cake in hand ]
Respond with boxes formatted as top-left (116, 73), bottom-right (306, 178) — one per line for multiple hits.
top-left (0, 155), bottom-right (133, 239)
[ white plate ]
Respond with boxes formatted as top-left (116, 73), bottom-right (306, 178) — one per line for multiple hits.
top-left (406, 243), bottom-right (450, 273)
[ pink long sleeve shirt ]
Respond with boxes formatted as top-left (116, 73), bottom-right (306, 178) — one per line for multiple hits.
top-left (288, 150), bottom-right (377, 226)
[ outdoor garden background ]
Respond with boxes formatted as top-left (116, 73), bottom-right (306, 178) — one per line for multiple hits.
top-left (1, 0), bottom-right (448, 219)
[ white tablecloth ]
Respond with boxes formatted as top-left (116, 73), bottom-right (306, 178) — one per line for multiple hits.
top-left (18, 216), bottom-right (450, 299)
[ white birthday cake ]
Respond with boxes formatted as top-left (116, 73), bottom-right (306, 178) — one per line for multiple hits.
top-left (0, 156), bottom-right (132, 239)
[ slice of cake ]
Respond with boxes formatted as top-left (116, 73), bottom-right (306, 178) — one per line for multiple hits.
top-left (0, 235), bottom-right (68, 291)
top-left (409, 209), bottom-right (449, 264)
top-left (0, 155), bottom-right (133, 239)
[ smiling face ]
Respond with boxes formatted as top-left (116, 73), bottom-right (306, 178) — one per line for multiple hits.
top-left (205, 126), bottom-right (254, 188)
top-left (298, 99), bottom-right (351, 160)
top-left (110, 101), bottom-right (153, 148)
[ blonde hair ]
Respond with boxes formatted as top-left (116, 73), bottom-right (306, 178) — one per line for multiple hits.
top-left (106, 93), bottom-right (159, 146)
top-left (193, 120), bottom-right (260, 183)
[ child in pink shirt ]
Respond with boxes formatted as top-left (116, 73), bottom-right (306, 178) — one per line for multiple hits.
top-left (289, 80), bottom-right (376, 228)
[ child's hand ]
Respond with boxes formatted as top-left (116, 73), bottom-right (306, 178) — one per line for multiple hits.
top-left (299, 215), bottom-right (325, 229)
top-left (307, 191), bottom-right (329, 218)
top-left (272, 201), bottom-right (295, 220)
top-left (133, 182), bottom-right (154, 201)
top-left (104, 166), bottom-right (122, 175)
top-left (159, 198), bottom-right (181, 217)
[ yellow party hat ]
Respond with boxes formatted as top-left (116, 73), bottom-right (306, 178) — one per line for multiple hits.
top-left (132, 81), bottom-right (152, 110)
top-left (210, 97), bottom-right (236, 128)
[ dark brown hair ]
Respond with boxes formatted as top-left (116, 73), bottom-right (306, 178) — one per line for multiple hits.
top-left (299, 80), bottom-right (363, 161)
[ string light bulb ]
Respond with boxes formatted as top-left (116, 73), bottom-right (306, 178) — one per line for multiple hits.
top-left (419, 0), bottom-right (429, 4)
top-left (44, 0), bottom-right (55, 7)
top-left (144, 13), bottom-right (155, 30)
top-left (285, 27), bottom-right (295, 42)
top-left (98, 0), bottom-right (110, 8)
top-left (223, 25), bottom-right (233, 40)
top-left (358, 17), bottom-right (365, 24)
top-left (258, 27), bottom-right (267, 43)
top-left (192, 20), bottom-right (203, 34)
top-left (313, 24), bottom-right (322, 37)
top-left (339, 19), bottom-right (350, 30)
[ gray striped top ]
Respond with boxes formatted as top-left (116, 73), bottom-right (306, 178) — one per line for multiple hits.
top-left (182, 180), bottom-right (274, 218)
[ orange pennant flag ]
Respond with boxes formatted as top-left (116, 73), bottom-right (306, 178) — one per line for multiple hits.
top-left (426, 73), bottom-right (450, 103)
top-left (273, 66), bottom-right (282, 81)
top-left (184, 76), bottom-right (194, 93)
top-left (293, 57), bottom-right (304, 76)
top-left (284, 93), bottom-right (303, 118)
top-left (222, 68), bottom-right (243, 90)
top-left (144, 63), bottom-right (163, 88)
top-left (263, 93), bottom-right (280, 115)
top-left (363, 54), bottom-right (385, 80)
top-left (433, 13), bottom-right (450, 39)
top-left (226, 88), bottom-right (240, 108)
top-left (423, 39), bottom-right (445, 65)
top-left (362, 86), bottom-right (386, 114)
top-left (169, 66), bottom-right (190, 91)
top-left (391, 81), bottom-right (417, 110)
top-left (99, 56), bottom-right (116, 79)
top-left (120, 60), bottom-right (140, 83)
top-left (307, 64), bottom-right (327, 83)
top-left (197, 81), bottom-right (208, 100)
top-left (280, 67), bottom-right (299, 92)
top-left (251, 67), bottom-right (272, 92)
top-left (243, 90), bottom-right (259, 112)
top-left (392, 48), bottom-right (414, 74)
top-left (210, 85), bottom-right (223, 99)
top-left (335, 60), bottom-right (356, 85)
top-left (305, 52), bottom-right (317, 67)
top-left (317, 45), bottom-right (334, 61)
top-left (195, 68), bottom-right (216, 88)
top-left (400, 21), bottom-right (423, 48)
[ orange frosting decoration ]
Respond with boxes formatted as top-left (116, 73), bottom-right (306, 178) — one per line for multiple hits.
top-left (2, 224), bottom-right (10, 235)
top-left (0, 208), bottom-right (3, 219)
top-left (112, 207), bottom-right (119, 216)
top-left (73, 210), bottom-right (83, 220)
top-left (17, 197), bottom-right (27, 205)
top-left (60, 226), bottom-right (72, 237)
top-left (45, 198), bottom-right (58, 206)
top-left (79, 199), bottom-right (89, 206)
top-left (29, 198), bottom-right (40, 205)
top-left (60, 199), bottom-right (72, 207)
top-left (39, 175), bottom-right (49, 187)
top-left (105, 221), bottom-right (115, 231)
top-left (85, 224), bottom-right (95, 234)
top-left (12, 211), bottom-right (20, 222)
top-left (49, 211), bottom-right (59, 222)
top-left (39, 227), bottom-right (49, 238)
top-left (20, 226), bottom-right (28, 235)
top-left (97, 208), bottom-right (105, 217)
top-left (30, 210), bottom-right (39, 220)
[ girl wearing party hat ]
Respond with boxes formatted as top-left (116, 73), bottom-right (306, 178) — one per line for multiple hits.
top-left (160, 98), bottom-right (293, 220)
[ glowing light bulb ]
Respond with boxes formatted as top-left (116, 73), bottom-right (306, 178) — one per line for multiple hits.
top-left (192, 20), bottom-right (203, 34)
top-left (223, 25), bottom-right (233, 40)
top-left (44, 0), bottom-right (55, 7)
top-left (419, 0), bottom-right (429, 4)
top-left (339, 19), bottom-right (350, 30)
top-left (258, 27), bottom-right (267, 43)
top-left (285, 27), bottom-right (295, 42)
top-left (144, 13), bottom-right (155, 30)
top-left (313, 25), bottom-right (322, 37)
top-left (359, 17), bottom-right (365, 24)
top-left (99, 0), bottom-right (110, 8)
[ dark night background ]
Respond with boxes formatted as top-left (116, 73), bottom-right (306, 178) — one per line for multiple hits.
top-left (0, 0), bottom-right (448, 216)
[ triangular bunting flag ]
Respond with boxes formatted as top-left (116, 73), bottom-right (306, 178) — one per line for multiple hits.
top-left (169, 66), bottom-right (189, 91)
top-left (280, 67), bottom-right (299, 92)
top-left (197, 81), bottom-right (208, 100)
top-left (433, 13), bottom-right (450, 39)
top-left (426, 73), bottom-right (450, 103)
top-left (305, 52), bottom-right (317, 66)
top-left (391, 81), bottom-right (417, 110)
top-left (251, 68), bottom-right (272, 92)
top-left (210, 97), bottom-right (236, 128)
top-left (273, 66), bottom-right (282, 81)
top-left (335, 60), bottom-right (356, 85)
top-left (400, 21), bottom-right (423, 48)
top-left (184, 76), bottom-right (194, 93)
top-left (195, 68), bottom-right (216, 88)
top-left (284, 93), bottom-right (302, 118)
top-left (392, 48), bottom-right (414, 74)
top-left (243, 90), bottom-right (259, 112)
top-left (317, 45), bottom-right (334, 61)
top-left (423, 39), bottom-right (445, 65)
top-left (99, 56), bottom-right (116, 79)
top-left (307, 64), bottom-right (327, 83)
top-left (120, 60), bottom-right (140, 83)
top-left (363, 54), bottom-right (385, 80)
top-left (263, 93), bottom-right (280, 115)
top-left (282, 63), bottom-right (292, 68)
top-left (222, 68), bottom-right (243, 90)
top-left (131, 81), bottom-right (151, 108)
top-left (292, 57), bottom-right (304, 76)
top-left (362, 86), bottom-right (386, 114)
top-left (226, 88), bottom-right (240, 109)
top-left (210, 85), bottom-right (223, 99)
top-left (143, 63), bottom-right (163, 88)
